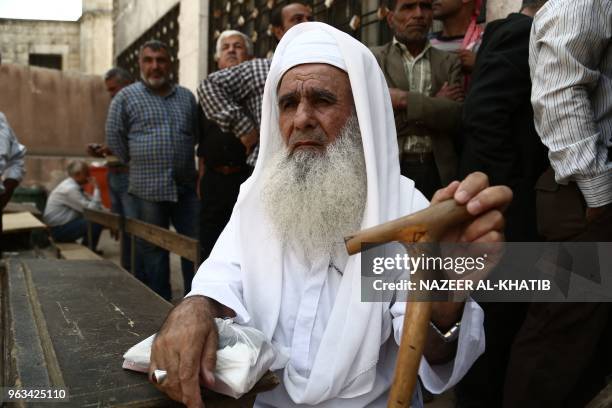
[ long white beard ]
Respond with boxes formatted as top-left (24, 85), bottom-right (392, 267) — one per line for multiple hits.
top-left (261, 113), bottom-right (367, 261)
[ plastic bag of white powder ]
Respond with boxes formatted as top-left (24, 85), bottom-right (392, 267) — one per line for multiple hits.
top-left (122, 318), bottom-right (276, 399)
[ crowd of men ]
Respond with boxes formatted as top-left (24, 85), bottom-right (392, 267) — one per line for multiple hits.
top-left (1, 0), bottom-right (610, 406)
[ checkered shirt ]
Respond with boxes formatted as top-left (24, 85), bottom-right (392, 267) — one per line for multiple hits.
top-left (106, 82), bottom-right (199, 202)
top-left (197, 58), bottom-right (272, 166)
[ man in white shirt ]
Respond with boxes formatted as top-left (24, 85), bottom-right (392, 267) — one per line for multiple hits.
top-left (44, 160), bottom-right (103, 250)
top-left (149, 23), bottom-right (512, 408)
top-left (0, 112), bottom-right (26, 236)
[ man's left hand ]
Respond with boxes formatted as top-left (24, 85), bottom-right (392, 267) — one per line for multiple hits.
top-left (432, 172), bottom-right (511, 244)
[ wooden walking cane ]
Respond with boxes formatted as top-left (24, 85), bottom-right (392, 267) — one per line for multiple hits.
top-left (344, 199), bottom-right (475, 408)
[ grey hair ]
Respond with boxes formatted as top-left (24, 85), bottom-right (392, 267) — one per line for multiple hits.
top-left (139, 40), bottom-right (171, 58)
top-left (104, 67), bottom-right (133, 84)
top-left (215, 30), bottom-right (254, 61)
top-left (67, 160), bottom-right (89, 176)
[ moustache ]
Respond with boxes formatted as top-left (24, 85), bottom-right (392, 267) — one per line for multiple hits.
top-left (287, 128), bottom-right (329, 153)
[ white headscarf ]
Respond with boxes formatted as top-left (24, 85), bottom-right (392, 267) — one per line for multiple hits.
top-left (233, 22), bottom-right (420, 403)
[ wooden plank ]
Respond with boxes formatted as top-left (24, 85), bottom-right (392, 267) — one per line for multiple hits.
top-left (4, 259), bottom-right (177, 407)
top-left (125, 218), bottom-right (199, 263)
top-left (4, 202), bottom-right (42, 216)
top-left (83, 208), bottom-right (121, 230)
top-left (54, 243), bottom-right (102, 261)
top-left (2, 212), bottom-right (46, 234)
top-left (3, 259), bottom-right (277, 407)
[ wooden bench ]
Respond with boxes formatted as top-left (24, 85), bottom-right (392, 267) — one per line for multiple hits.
top-left (53, 242), bottom-right (102, 260)
top-left (1, 258), bottom-right (277, 407)
top-left (83, 208), bottom-right (201, 272)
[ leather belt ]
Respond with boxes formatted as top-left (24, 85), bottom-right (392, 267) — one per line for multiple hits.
top-left (401, 152), bottom-right (435, 164)
top-left (211, 165), bottom-right (244, 175)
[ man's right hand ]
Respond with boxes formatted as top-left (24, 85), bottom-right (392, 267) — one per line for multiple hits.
top-left (435, 82), bottom-right (465, 102)
top-left (150, 296), bottom-right (219, 408)
top-left (86, 143), bottom-right (112, 158)
top-left (239, 129), bottom-right (259, 156)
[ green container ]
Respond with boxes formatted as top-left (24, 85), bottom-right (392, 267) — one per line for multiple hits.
top-left (10, 186), bottom-right (48, 212)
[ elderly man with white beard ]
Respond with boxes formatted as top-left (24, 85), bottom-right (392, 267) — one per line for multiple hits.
top-left (149, 23), bottom-right (512, 408)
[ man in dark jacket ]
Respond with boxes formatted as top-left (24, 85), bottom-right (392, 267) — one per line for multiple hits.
top-left (455, 1), bottom-right (548, 407)
top-left (459, 0), bottom-right (549, 242)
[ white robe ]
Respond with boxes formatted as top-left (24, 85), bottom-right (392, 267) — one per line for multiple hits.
top-left (189, 178), bottom-right (484, 407)
top-left (189, 22), bottom-right (485, 406)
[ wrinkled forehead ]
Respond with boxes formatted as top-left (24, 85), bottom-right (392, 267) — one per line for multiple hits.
top-left (277, 63), bottom-right (350, 94)
top-left (220, 34), bottom-right (246, 47)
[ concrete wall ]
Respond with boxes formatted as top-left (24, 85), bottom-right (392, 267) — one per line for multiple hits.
top-left (177, 0), bottom-right (210, 92)
top-left (113, 0), bottom-right (210, 92)
top-left (80, 0), bottom-right (114, 75)
top-left (0, 19), bottom-right (82, 71)
top-left (0, 64), bottom-right (110, 189)
top-left (486, 0), bottom-right (522, 22)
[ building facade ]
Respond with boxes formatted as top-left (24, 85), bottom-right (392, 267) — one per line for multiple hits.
top-left (112, 0), bottom-right (519, 93)
top-left (0, 0), bottom-right (113, 75)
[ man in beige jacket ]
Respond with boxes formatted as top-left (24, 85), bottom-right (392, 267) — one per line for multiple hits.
top-left (371, 0), bottom-right (464, 199)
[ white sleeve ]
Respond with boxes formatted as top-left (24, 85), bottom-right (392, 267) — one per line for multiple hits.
top-left (390, 300), bottom-right (484, 394)
top-left (0, 114), bottom-right (26, 187)
top-left (529, 0), bottom-right (612, 207)
top-left (390, 178), bottom-right (485, 393)
top-left (187, 212), bottom-right (251, 324)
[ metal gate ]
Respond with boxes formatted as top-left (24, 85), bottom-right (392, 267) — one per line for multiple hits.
top-left (207, 0), bottom-right (393, 72)
top-left (117, 4), bottom-right (181, 83)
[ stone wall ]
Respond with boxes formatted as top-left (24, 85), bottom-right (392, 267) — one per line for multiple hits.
top-left (486, 0), bottom-right (522, 22)
top-left (0, 64), bottom-right (110, 190)
top-left (0, 19), bottom-right (82, 71)
top-left (80, 0), bottom-right (114, 75)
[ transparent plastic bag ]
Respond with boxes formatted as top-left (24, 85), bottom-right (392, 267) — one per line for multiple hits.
top-left (122, 318), bottom-right (276, 399)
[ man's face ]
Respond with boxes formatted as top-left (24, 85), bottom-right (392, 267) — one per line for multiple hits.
top-left (387, 0), bottom-right (433, 45)
top-left (432, 0), bottom-right (463, 20)
top-left (73, 168), bottom-right (90, 185)
top-left (217, 35), bottom-right (251, 69)
top-left (277, 63), bottom-right (354, 155)
top-left (105, 77), bottom-right (128, 98)
top-left (139, 47), bottom-right (171, 89)
top-left (273, 3), bottom-right (314, 40)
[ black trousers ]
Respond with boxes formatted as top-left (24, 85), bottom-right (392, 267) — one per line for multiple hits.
top-left (199, 167), bottom-right (250, 262)
top-left (400, 157), bottom-right (441, 200)
top-left (503, 205), bottom-right (612, 408)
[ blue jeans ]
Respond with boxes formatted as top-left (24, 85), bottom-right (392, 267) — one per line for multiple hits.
top-left (107, 171), bottom-right (139, 272)
top-left (132, 185), bottom-right (199, 301)
top-left (50, 216), bottom-right (103, 250)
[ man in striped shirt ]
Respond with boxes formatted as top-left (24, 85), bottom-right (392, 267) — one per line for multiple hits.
top-left (106, 40), bottom-right (200, 301)
top-left (502, 1), bottom-right (612, 406)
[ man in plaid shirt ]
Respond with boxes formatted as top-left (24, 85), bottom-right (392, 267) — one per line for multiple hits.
top-left (106, 40), bottom-right (199, 301)
top-left (198, 2), bottom-right (313, 167)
